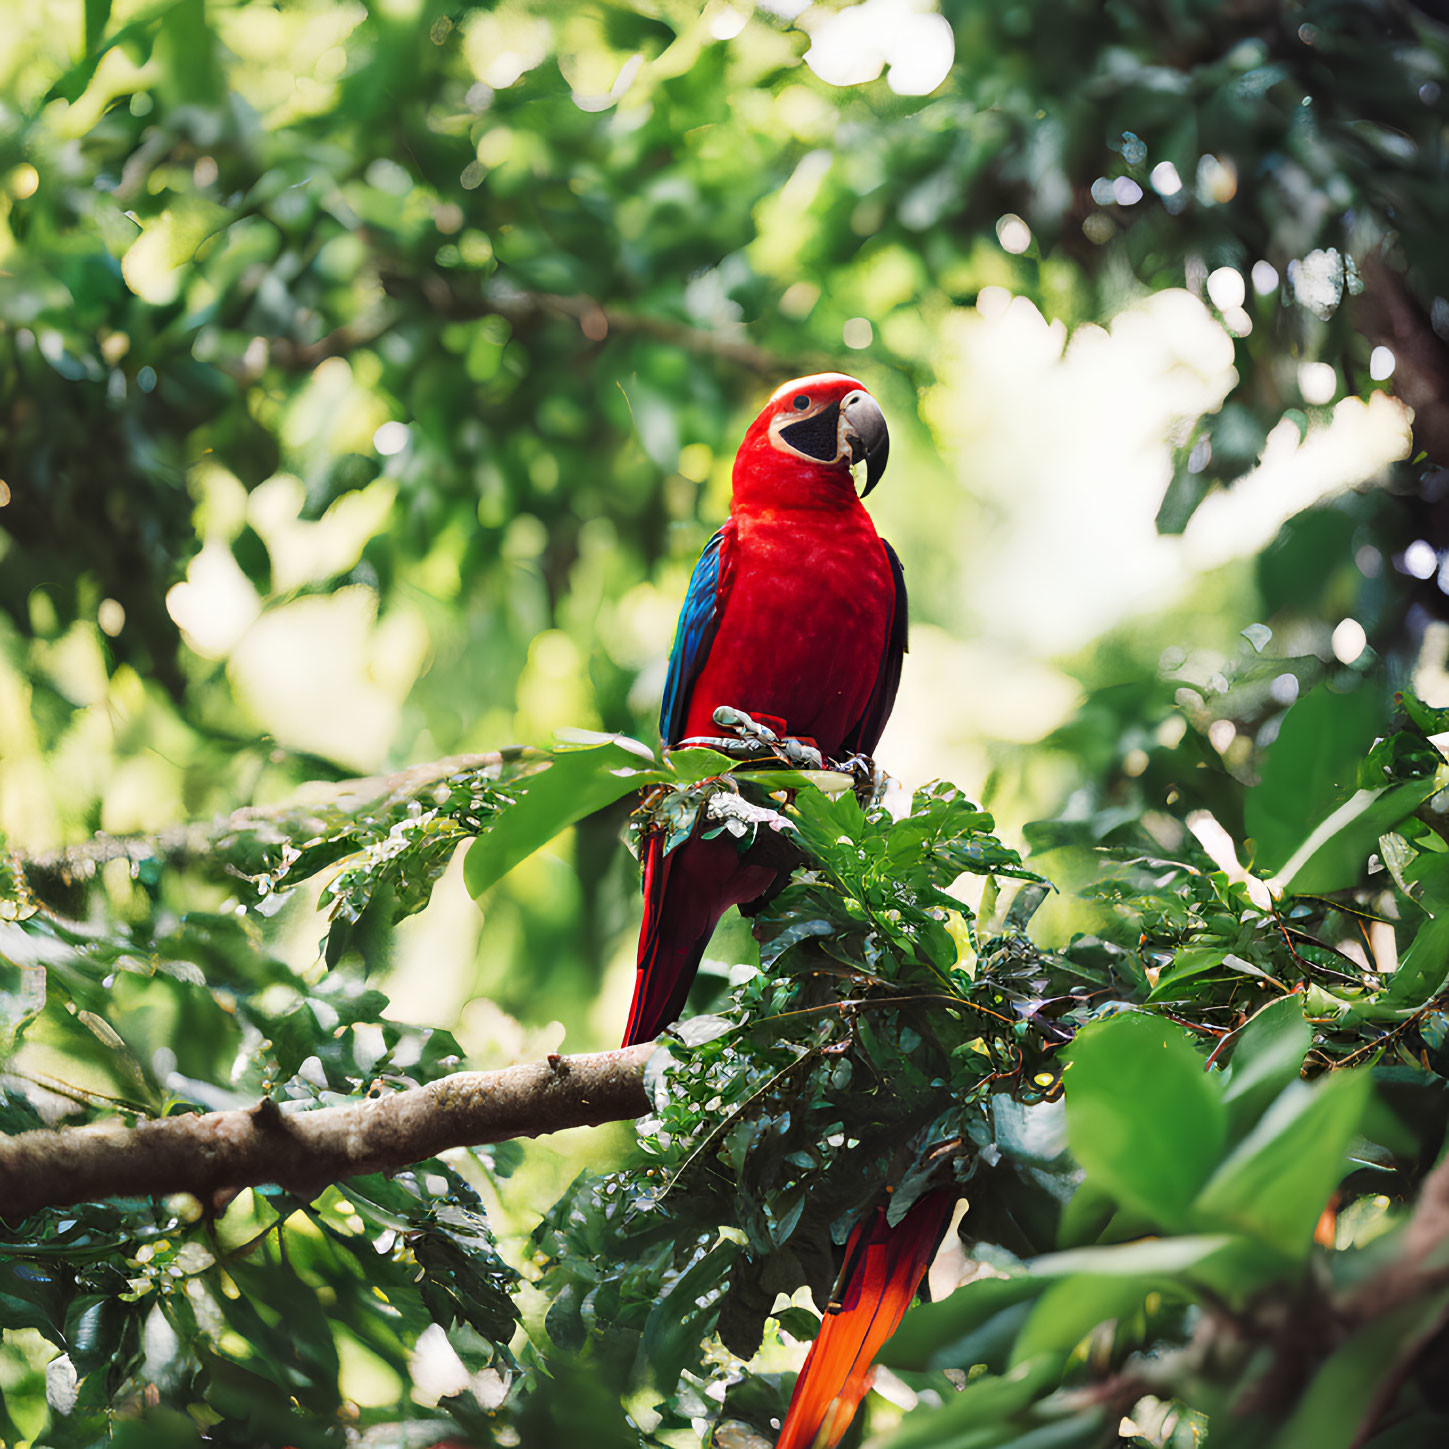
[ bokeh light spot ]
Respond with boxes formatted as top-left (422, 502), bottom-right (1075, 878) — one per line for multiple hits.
top-left (996, 214), bottom-right (1031, 254)
top-left (374, 421), bottom-right (411, 456)
top-left (1370, 346), bottom-right (1395, 381)
top-left (843, 317), bottom-right (873, 349)
top-left (1149, 161), bottom-right (1181, 196)
top-left (1206, 267), bottom-right (1245, 311)
top-left (1288, 248), bottom-right (1346, 319)
top-left (1402, 539), bottom-right (1438, 579)
top-left (709, 5), bottom-right (748, 39)
top-left (976, 285), bottom-right (1011, 319)
top-left (1197, 154), bottom-right (1238, 203)
top-left (1331, 617), bottom-right (1366, 664)
top-left (98, 598), bottom-right (126, 637)
top-left (780, 281), bottom-right (820, 319)
top-left (1251, 260), bottom-right (1279, 295)
top-left (1112, 176), bottom-right (1143, 206)
top-left (1297, 361), bottom-right (1337, 405)
top-left (1270, 673), bottom-right (1300, 706)
top-left (804, 0), bottom-right (955, 96)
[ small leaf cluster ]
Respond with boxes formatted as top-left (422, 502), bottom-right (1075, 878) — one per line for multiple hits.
top-left (489, 691), bottom-right (1449, 1448)
top-left (0, 762), bottom-right (534, 1447)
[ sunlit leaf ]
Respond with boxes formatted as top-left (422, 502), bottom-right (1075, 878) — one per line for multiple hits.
top-left (463, 744), bottom-right (662, 898)
top-left (1194, 1070), bottom-right (1372, 1256)
top-left (1064, 1013), bottom-right (1226, 1229)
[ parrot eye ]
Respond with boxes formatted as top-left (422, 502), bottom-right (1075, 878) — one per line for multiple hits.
top-left (792, 394), bottom-right (810, 411)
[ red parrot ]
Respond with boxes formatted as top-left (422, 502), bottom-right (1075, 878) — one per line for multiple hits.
top-left (622, 372), bottom-right (902, 1046)
top-left (622, 374), bottom-right (949, 1449)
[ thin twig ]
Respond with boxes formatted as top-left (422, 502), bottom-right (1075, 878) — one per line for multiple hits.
top-left (17, 751), bottom-right (508, 882)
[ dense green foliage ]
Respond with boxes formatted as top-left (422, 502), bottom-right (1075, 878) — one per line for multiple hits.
top-left (11, 696), bottom-right (1449, 1446)
top-left (5, 0), bottom-right (1449, 1446)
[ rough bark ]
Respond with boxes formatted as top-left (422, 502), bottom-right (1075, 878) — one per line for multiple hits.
top-left (0, 1044), bottom-right (654, 1223)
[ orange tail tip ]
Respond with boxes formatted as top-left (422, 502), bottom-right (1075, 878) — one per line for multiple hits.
top-left (775, 1189), bottom-right (956, 1449)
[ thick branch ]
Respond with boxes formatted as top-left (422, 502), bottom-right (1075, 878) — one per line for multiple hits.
top-left (0, 1045), bottom-right (654, 1223)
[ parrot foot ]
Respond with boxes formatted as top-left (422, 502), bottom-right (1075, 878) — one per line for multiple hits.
top-left (832, 752), bottom-right (884, 804)
top-left (682, 706), bottom-right (826, 771)
top-left (714, 706), bottom-right (824, 769)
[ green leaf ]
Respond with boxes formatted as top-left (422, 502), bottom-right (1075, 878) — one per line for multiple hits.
top-left (1270, 779), bottom-right (1439, 897)
top-left (1247, 684), bottom-right (1388, 874)
top-left (1385, 911), bottom-right (1449, 1009)
top-left (1404, 848), bottom-right (1449, 916)
top-left (0, 1257), bottom-right (69, 1339)
top-left (661, 746), bottom-right (739, 784)
top-left (884, 1353), bottom-right (1062, 1448)
top-left (463, 743), bottom-right (661, 898)
top-left (112, 1408), bottom-right (205, 1449)
top-left (1147, 945), bottom-right (1227, 1001)
top-left (1010, 1274), bottom-right (1160, 1365)
top-left (1399, 694), bottom-right (1449, 736)
top-left (881, 1276), bottom-right (1043, 1371)
top-left (991, 1095), bottom-right (1068, 1166)
top-left (120, 196), bottom-right (233, 306)
top-left (1028, 1234), bottom-right (1236, 1279)
top-left (1064, 1013), bottom-right (1226, 1229)
top-left (1193, 1069), bottom-right (1372, 1256)
top-left (84, 0), bottom-right (111, 52)
top-left (731, 768), bottom-right (854, 794)
top-left (1221, 996), bottom-right (1312, 1129)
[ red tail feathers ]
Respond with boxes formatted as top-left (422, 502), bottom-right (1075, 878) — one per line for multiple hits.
top-left (776, 1189), bottom-right (956, 1449)
top-left (623, 832), bottom-right (775, 1047)
top-left (623, 833), bottom-right (697, 1046)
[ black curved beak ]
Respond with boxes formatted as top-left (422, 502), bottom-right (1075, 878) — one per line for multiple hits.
top-left (841, 391), bottom-right (889, 495)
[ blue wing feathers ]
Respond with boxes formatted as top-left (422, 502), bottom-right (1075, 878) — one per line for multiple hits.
top-left (659, 529), bottom-right (727, 746)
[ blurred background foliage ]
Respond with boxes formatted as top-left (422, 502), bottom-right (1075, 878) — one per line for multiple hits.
top-left (3, 0), bottom-right (1449, 1441)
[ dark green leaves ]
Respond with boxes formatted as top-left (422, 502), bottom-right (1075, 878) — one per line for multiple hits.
top-left (1221, 996), bottom-right (1312, 1127)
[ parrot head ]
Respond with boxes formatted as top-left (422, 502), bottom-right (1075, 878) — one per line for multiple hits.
top-left (738, 373), bottom-right (890, 498)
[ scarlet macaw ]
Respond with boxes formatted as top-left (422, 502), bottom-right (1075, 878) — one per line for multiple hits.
top-left (623, 372), bottom-right (899, 1045)
top-left (623, 374), bottom-right (953, 1449)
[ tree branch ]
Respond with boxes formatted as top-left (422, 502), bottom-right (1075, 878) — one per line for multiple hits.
top-left (0, 1044), bottom-right (654, 1224)
top-left (1355, 253), bottom-right (1449, 467)
top-left (18, 751), bottom-right (510, 885)
top-left (279, 271), bottom-right (798, 379)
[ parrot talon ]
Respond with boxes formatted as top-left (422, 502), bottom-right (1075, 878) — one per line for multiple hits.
top-left (690, 707), bottom-right (826, 771)
top-left (711, 705), bottom-right (781, 744)
top-left (675, 734), bottom-right (777, 758)
top-left (830, 752), bottom-right (882, 804)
